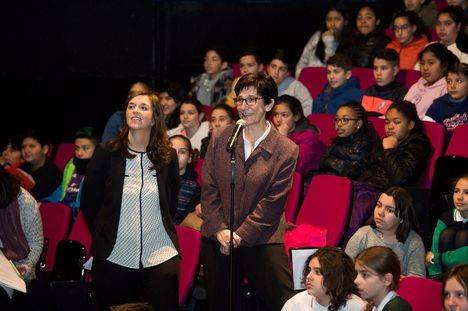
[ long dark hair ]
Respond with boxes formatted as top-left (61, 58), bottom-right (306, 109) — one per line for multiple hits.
top-left (386, 100), bottom-right (424, 135)
top-left (437, 5), bottom-right (468, 53)
top-left (418, 43), bottom-right (459, 77)
top-left (0, 166), bottom-right (20, 209)
top-left (392, 10), bottom-right (431, 41)
top-left (109, 92), bottom-right (172, 170)
top-left (335, 102), bottom-right (377, 141)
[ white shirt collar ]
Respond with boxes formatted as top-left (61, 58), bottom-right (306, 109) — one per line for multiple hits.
top-left (374, 291), bottom-right (397, 311)
top-left (243, 121), bottom-right (271, 160)
top-left (454, 209), bottom-right (468, 223)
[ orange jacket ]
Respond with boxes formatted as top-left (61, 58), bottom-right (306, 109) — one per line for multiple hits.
top-left (387, 36), bottom-right (428, 70)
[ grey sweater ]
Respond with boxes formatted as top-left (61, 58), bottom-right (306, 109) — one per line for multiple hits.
top-left (345, 226), bottom-right (426, 277)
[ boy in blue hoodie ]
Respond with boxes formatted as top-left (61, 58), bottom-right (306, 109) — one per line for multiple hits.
top-left (313, 53), bottom-right (363, 114)
top-left (427, 62), bottom-right (468, 137)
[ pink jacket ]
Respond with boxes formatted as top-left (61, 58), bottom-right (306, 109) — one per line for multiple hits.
top-left (289, 129), bottom-right (324, 175)
top-left (404, 77), bottom-right (447, 118)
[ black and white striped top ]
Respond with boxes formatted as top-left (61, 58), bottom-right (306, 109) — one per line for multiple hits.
top-left (107, 148), bottom-right (178, 269)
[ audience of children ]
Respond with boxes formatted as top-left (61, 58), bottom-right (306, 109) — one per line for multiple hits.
top-left (159, 82), bottom-right (187, 130)
top-left (190, 47), bottom-right (233, 107)
top-left (200, 103), bottom-right (236, 159)
top-left (405, 0), bottom-right (438, 29)
top-left (19, 130), bottom-right (62, 201)
top-left (386, 10), bottom-right (430, 70)
top-left (354, 246), bottom-right (413, 311)
top-left (437, 6), bottom-right (468, 63)
top-left (272, 95), bottom-right (323, 176)
top-left (442, 264), bottom-right (468, 311)
top-left (426, 174), bottom-right (468, 278)
top-left (426, 62), bottom-right (468, 134)
top-left (282, 247), bottom-right (366, 311)
top-left (404, 42), bottom-right (459, 118)
top-left (313, 53), bottom-right (363, 114)
top-left (266, 49), bottom-right (313, 115)
top-left (295, 6), bottom-right (350, 76)
top-left (362, 49), bottom-right (407, 116)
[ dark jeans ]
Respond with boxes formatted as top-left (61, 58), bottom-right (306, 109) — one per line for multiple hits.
top-left (92, 257), bottom-right (179, 310)
top-left (201, 237), bottom-right (295, 311)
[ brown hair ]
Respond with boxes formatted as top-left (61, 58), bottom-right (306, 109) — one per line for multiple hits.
top-left (109, 92), bottom-right (172, 170)
top-left (442, 265), bottom-right (468, 304)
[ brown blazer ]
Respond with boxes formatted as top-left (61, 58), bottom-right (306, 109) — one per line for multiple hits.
top-left (201, 124), bottom-right (299, 246)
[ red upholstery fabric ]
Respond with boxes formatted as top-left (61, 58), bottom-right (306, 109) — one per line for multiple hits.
top-left (369, 116), bottom-right (386, 139)
top-left (194, 158), bottom-right (204, 186)
top-left (352, 67), bottom-right (375, 90)
top-left (39, 202), bottom-right (72, 272)
top-left (445, 124), bottom-right (468, 157)
top-left (298, 67), bottom-right (328, 99)
top-left (284, 172), bottom-right (302, 223)
top-left (53, 143), bottom-right (75, 172)
top-left (417, 121), bottom-right (445, 189)
top-left (307, 114), bottom-right (335, 147)
top-left (396, 69), bottom-right (421, 89)
top-left (201, 105), bottom-right (213, 121)
top-left (176, 225), bottom-right (201, 305)
top-left (397, 276), bottom-right (443, 311)
top-left (294, 174), bottom-right (352, 246)
top-left (434, 0), bottom-right (448, 11)
top-left (68, 211), bottom-right (92, 259)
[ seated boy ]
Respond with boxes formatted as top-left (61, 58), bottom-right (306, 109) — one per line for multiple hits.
top-left (426, 62), bottom-right (468, 136)
top-left (313, 53), bottom-right (363, 114)
top-left (226, 48), bottom-right (264, 107)
top-left (362, 48), bottom-right (407, 116)
top-left (266, 49), bottom-right (313, 115)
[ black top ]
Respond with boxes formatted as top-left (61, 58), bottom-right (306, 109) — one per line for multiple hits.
top-left (383, 296), bottom-right (412, 311)
top-left (20, 159), bottom-right (62, 201)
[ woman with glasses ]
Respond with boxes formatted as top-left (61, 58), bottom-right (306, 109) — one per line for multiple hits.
top-left (319, 102), bottom-right (379, 177)
top-left (201, 72), bottom-right (298, 310)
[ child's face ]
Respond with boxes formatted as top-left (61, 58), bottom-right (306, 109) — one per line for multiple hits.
top-left (210, 108), bottom-right (233, 134)
top-left (453, 177), bottom-right (468, 217)
top-left (180, 103), bottom-right (201, 131)
top-left (374, 193), bottom-right (400, 234)
top-left (159, 91), bottom-right (178, 116)
top-left (239, 55), bottom-right (263, 76)
top-left (385, 108), bottom-right (414, 142)
top-left (404, 0), bottom-right (424, 11)
top-left (373, 58), bottom-right (398, 87)
top-left (354, 261), bottom-right (392, 305)
top-left (170, 137), bottom-right (191, 173)
top-left (326, 65), bottom-right (351, 89)
top-left (74, 138), bottom-right (95, 160)
top-left (334, 106), bottom-right (362, 138)
top-left (436, 13), bottom-right (461, 46)
top-left (267, 59), bottom-right (290, 85)
top-left (447, 72), bottom-right (468, 100)
top-left (356, 7), bottom-right (379, 35)
top-left (272, 103), bottom-right (298, 133)
top-left (394, 16), bottom-right (416, 46)
top-left (444, 277), bottom-right (468, 311)
top-left (22, 138), bottom-right (48, 166)
top-left (204, 50), bottom-right (226, 75)
top-left (2, 144), bottom-right (21, 166)
top-left (420, 51), bottom-right (445, 85)
top-left (326, 9), bottom-right (346, 35)
top-left (305, 257), bottom-right (327, 299)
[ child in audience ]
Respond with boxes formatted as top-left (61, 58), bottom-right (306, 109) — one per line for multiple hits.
top-left (404, 42), bottom-right (458, 118)
top-left (319, 102), bottom-right (379, 177)
top-left (436, 6), bottom-right (468, 63)
top-left (43, 127), bottom-right (98, 217)
top-left (354, 246), bottom-right (413, 311)
top-left (273, 95), bottom-right (322, 176)
top-left (158, 82), bottom-right (187, 130)
top-left (200, 103), bottom-right (236, 159)
top-left (337, 4), bottom-right (390, 68)
top-left (295, 6), bottom-right (350, 76)
top-left (167, 98), bottom-right (210, 153)
top-left (282, 247), bottom-right (366, 311)
top-left (19, 130), bottom-right (62, 200)
top-left (266, 49), bottom-right (313, 115)
top-left (313, 53), bottom-right (363, 114)
top-left (226, 48), bottom-right (264, 107)
top-left (169, 135), bottom-right (200, 225)
top-left (346, 187), bottom-right (426, 277)
top-left (442, 264), bottom-right (468, 311)
top-left (386, 10), bottom-right (430, 70)
top-left (362, 49), bottom-right (407, 116)
top-left (404, 0), bottom-right (437, 29)
top-left (190, 47), bottom-right (233, 107)
top-left (426, 174), bottom-right (468, 278)
top-left (426, 62), bottom-right (468, 135)
top-left (1, 136), bottom-right (34, 191)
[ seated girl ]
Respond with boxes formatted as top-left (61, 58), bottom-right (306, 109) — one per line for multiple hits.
top-left (169, 135), bottom-right (200, 225)
top-left (19, 130), bottom-right (62, 201)
top-left (43, 127), bottom-right (98, 217)
top-left (436, 5), bottom-right (468, 63)
top-left (426, 174), bottom-right (468, 278)
top-left (346, 187), bottom-right (426, 277)
top-left (442, 264), bottom-right (468, 311)
top-left (273, 95), bottom-right (323, 176)
top-left (282, 247), bottom-right (366, 311)
top-left (354, 246), bottom-right (412, 311)
top-left (167, 98), bottom-right (210, 153)
top-left (1, 136), bottom-right (34, 191)
top-left (158, 81), bottom-right (187, 130)
top-left (200, 103), bottom-right (236, 159)
top-left (319, 102), bottom-right (379, 178)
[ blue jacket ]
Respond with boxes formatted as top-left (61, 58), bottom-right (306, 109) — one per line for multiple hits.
top-left (426, 94), bottom-right (468, 133)
top-left (101, 111), bottom-right (123, 143)
top-left (313, 77), bottom-right (363, 114)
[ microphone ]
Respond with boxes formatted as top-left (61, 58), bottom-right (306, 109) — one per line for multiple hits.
top-left (226, 119), bottom-right (246, 153)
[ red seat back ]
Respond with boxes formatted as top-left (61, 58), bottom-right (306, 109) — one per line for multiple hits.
top-left (417, 121), bottom-right (446, 189)
top-left (298, 67), bottom-right (328, 99)
top-left (307, 114), bottom-right (335, 147)
top-left (53, 143), bottom-right (75, 172)
top-left (369, 116), bottom-right (386, 139)
top-left (201, 105), bottom-right (213, 121)
top-left (352, 67), bottom-right (375, 90)
top-left (176, 225), bottom-right (202, 305)
top-left (296, 175), bottom-right (352, 246)
top-left (396, 69), bottom-right (421, 89)
top-left (446, 124), bottom-right (468, 157)
top-left (39, 202), bottom-right (72, 272)
top-left (68, 211), bottom-right (92, 259)
top-left (284, 172), bottom-right (302, 223)
top-left (397, 276), bottom-right (443, 311)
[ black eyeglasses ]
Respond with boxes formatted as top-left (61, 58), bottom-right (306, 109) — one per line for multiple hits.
top-left (233, 96), bottom-right (263, 106)
top-left (333, 117), bottom-right (359, 125)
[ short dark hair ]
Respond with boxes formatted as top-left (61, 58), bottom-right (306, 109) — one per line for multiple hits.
top-left (212, 103), bottom-right (237, 122)
top-left (162, 82), bottom-right (187, 105)
top-left (447, 62), bottom-right (468, 79)
top-left (327, 53), bottom-right (352, 72)
top-left (374, 48), bottom-right (400, 67)
top-left (75, 127), bottom-right (99, 146)
top-left (23, 130), bottom-right (50, 148)
top-left (181, 97), bottom-right (204, 115)
top-left (268, 49), bottom-right (292, 69)
top-left (239, 47), bottom-right (263, 65)
top-left (206, 47), bottom-right (229, 63)
top-left (234, 72), bottom-right (278, 105)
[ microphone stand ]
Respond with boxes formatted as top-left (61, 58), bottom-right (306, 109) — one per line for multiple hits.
top-left (229, 148), bottom-right (236, 311)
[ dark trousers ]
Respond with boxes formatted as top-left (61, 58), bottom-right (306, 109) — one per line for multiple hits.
top-left (201, 237), bottom-right (295, 311)
top-left (92, 257), bottom-right (179, 311)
